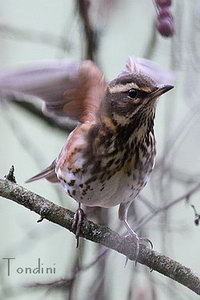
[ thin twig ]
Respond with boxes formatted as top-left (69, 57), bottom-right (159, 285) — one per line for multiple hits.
top-left (12, 101), bottom-right (76, 133)
top-left (4, 166), bottom-right (16, 183)
top-left (0, 23), bottom-right (71, 52)
top-left (135, 182), bottom-right (200, 231)
top-left (76, 0), bottom-right (99, 61)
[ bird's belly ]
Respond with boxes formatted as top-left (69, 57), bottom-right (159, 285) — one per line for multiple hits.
top-left (59, 156), bottom-right (154, 208)
top-left (60, 170), bottom-right (123, 207)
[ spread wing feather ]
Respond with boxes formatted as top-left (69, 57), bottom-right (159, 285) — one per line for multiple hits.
top-left (0, 60), bottom-right (107, 122)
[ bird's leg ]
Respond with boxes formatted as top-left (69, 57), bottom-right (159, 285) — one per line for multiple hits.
top-left (72, 202), bottom-right (85, 248)
top-left (119, 201), bottom-right (153, 264)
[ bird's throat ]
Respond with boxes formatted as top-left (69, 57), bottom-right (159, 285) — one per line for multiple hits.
top-left (89, 110), bottom-right (155, 159)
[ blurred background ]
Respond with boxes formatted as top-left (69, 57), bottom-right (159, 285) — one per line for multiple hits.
top-left (0, 0), bottom-right (200, 299)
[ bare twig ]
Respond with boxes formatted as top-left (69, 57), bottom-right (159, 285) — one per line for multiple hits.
top-left (191, 205), bottom-right (200, 226)
top-left (135, 182), bottom-right (200, 231)
top-left (0, 178), bottom-right (200, 295)
top-left (143, 25), bottom-right (157, 59)
top-left (0, 23), bottom-right (71, 52)
top-left (12, 101), bottom-right (76, 133)
top-left (27, 246), bottom-right (108, 295)
top-left (76, 0), bottom-right (99, 61)
top-left (4, 166), bottom-right (16, 183)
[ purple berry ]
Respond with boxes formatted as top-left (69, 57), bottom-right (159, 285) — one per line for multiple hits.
top-left (156, 0), bottom-right (172, 7)
top-left (156, 18), bottom-right (174, 37)
top-left (158, 7), bottom-right (173, 21)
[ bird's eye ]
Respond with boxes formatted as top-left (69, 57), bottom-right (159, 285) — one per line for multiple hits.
top-left (128, 88), bottom-right (139, 99)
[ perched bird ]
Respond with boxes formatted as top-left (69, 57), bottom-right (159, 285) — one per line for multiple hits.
top-left (0, 57), bottom-right (173, 259)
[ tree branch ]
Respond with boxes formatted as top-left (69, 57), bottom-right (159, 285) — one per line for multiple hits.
top-left (12, 101), bottom-right (76, 133)
top-left (0, 178), bottom-right (200, 295)
top-left (76, 0), bottom-right (99, 61)
top-left (0, 23), bottom-right (71, 52)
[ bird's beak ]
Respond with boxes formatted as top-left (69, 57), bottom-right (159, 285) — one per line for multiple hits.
top-left (150, 85), bottom-right (174, 99)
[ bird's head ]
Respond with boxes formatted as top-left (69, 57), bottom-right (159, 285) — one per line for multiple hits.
top-left (101, 57), bottom-right (174, 127)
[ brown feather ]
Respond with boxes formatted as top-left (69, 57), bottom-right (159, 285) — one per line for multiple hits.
top-left (0, 59), bottom-right (107, 123)
top-left (63, 61), bottom-right (107, 123)
top-left (26, 160), bottom-right (58, 183)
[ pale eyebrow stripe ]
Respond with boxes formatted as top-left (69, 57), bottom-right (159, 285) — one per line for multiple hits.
top-left (108, 83), bottom-right (152, 93)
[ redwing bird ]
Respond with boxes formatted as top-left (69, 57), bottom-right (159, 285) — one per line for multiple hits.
top-left (0, 57), bottom-right (173, 259)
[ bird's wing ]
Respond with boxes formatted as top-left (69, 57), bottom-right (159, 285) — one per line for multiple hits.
top-left (0, 60), bottom-right (107, 123)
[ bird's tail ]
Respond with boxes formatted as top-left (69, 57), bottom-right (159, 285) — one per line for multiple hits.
top-left (26, 160), bottom-right (59, 183)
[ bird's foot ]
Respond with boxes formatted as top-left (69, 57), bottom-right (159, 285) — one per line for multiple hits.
top-left (119, 202), bottom-right (153, 265)
top-left (123, 221), bottom-right (153, 266)
top-left (125, 233), bottom-right (153, 264)
top-left (72, 204), bottom-right (85, 248)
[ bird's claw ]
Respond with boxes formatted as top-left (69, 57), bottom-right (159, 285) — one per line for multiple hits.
top-left (72, 205), bottom-right (85, 248)
top-left (124, 234), bottom-right (153, 266)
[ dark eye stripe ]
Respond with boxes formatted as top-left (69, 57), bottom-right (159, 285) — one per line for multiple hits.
top-left (137, 90), bottom-right (149, 98)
